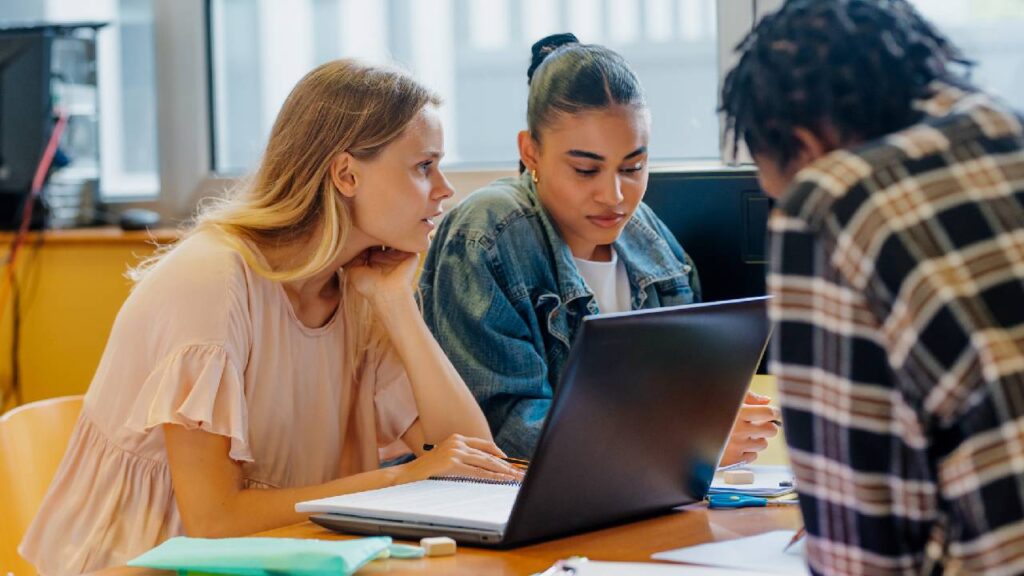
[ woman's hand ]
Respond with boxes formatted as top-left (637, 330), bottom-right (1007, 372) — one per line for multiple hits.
top-left (346, 247), bottom-right (419, 307)
top-left (395, 434), bottom-right (524, 484)
top-left (720, 391), bottom-right (781, 467)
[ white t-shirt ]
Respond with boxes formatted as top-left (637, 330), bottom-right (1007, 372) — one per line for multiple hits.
top-left (573, 248), bottom-right (632, 314)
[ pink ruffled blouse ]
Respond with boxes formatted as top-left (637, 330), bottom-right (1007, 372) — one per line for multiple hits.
top-left (19, 230), bottom-right (418, 575)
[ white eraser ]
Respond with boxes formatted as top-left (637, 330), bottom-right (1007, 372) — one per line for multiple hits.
top-left (723, 469), bottom-right (755, 485)
top-left (420, 536), bottom-right (457, 557)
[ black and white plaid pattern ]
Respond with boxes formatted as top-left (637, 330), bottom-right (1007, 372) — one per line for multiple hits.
top-left (768, 83), bottom-right (1024, 575)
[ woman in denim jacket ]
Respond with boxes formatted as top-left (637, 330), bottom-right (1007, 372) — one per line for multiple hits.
top-left (420, 34), bottom-right (779, 461)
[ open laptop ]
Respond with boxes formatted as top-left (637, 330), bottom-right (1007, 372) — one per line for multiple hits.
top-left (298, 296), bottom-right (771, 547)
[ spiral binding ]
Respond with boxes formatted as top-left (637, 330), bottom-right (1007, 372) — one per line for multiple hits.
top-left (429, 475), bottom-right (521, 487)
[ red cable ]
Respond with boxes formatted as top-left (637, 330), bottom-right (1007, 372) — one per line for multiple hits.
top-left (1, 110), bottom-right (70, 319)
top-left (12, 110), bottom-right (70, 263)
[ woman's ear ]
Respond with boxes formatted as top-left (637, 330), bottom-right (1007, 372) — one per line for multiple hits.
top-left (331, 152), bottom-right (358, 198)
top-left (517, 130), bottom-right (540, 173)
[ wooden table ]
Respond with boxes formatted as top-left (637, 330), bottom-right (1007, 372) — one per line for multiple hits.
top-left (93, 376), bottom-right (794, 575)
top-left (91, 504), bottom-right (801, 575)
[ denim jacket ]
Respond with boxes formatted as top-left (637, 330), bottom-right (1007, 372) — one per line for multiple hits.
top-left (420, 173), bottom-right (701, 458)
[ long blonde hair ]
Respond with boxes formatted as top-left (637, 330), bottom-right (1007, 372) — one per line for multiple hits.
top-left (134, 59), bottom-right (440, 382)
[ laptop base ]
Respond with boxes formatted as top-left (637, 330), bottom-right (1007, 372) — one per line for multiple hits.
top-left (309, 513), bottom-right (507, 546)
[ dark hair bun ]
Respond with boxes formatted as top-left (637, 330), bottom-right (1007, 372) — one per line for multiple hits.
top-left (527, 33), bottom-right (579, 83)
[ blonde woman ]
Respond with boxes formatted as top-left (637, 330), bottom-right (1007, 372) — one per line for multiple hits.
top-left (19, 60), bottom-right (521, 576)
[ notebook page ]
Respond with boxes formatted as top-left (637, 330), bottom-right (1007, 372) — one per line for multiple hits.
top-left (569, 561), bottom-right (777, 575)
top-left (295, 479), bottom-right (518, 531)
top-left (708, 465), bottom-right (795, 497)
top-left (652, 530), bottom-right (808, 575)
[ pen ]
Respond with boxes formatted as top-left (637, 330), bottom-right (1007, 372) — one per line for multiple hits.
top-left (783, 526), bottom-right (806, 552)
top-left (422, 443), bottom-right (529, 469)
top-left (717, 460), bottom-right (749, 472)
top-left (708, 494), bottom-right (800, 509)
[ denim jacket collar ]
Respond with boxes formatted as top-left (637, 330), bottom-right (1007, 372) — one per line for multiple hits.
top-left (613, 212), bottom-right (693, 309)
top-left (519, 174), bottom-right (592, 311)
top-left (520, 172), bottom-right (692, 312)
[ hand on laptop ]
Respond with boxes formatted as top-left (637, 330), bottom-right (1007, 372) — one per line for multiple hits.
top-left (720, 392), bottom-right (781, 466)
top-left (396, 434), bottom-right (526, 484)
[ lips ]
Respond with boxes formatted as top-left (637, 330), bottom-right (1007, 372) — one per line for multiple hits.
top-left (421, 210), bottom-right (443, 227)
top-left (587, 213), bottom-right (626, 229)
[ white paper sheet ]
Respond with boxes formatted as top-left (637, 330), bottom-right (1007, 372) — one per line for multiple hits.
top-left (562, 560), bottom-right (780, 576)
top-left (651, 530), bottom-right (809, 575)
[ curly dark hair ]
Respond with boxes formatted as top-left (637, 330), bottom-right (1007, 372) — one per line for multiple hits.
top-left (720, 0), bottom-right (973, 168)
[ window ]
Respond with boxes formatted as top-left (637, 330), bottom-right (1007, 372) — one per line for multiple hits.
top-left (910, 0), bottom-right (1024, 112)
top-left (98, 0), bottom-right (160, 199)
top-left (208, 0), bottom-right (722, 174)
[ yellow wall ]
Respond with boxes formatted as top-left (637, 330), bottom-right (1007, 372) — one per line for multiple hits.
top-left (0, 230), bottom-right (172, 413)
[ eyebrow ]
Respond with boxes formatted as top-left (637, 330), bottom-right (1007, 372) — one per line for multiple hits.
top-left (566, 146), bottom-right (648, 162)
top-left (420, 150), bottom-right (443, 161)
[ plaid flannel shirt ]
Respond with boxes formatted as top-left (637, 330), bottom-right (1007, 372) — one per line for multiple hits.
top-left (768, 83), bottom-right (1024, 575)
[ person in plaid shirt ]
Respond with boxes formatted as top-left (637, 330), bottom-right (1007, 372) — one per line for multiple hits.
top-left (720, 1), bottom-right (1024, 573)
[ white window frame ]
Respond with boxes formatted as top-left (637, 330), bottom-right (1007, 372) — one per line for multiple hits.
top-left (149, 0), bottom-right (762, 222)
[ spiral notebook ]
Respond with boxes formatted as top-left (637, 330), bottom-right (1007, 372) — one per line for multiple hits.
top-left (296, 477), bottom-right (520, 532)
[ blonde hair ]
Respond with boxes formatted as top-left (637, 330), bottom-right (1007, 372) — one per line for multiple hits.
top-left (133, 59), bottom-right (440, 383)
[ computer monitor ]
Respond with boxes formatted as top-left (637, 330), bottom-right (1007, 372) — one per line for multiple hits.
top-left (643, 168), bottom-right (770, 303)
top-left (0, 22), bottom-right (104, 229)
top-left (0, 28), bottom-right (47, 197)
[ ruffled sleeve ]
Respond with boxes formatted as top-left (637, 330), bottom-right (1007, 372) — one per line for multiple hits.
top-left (371, 343), bottom-right (418, 448)
top-left (125, 344), bottom-right (253, 463)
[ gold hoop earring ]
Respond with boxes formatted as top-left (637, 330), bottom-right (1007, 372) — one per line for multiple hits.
top-left (531, 169), bottom-right (539, 184)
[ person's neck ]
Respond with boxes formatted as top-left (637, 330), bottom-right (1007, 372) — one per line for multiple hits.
top-left (259, 229), bottom-right (373, 303)
top-left (568, 241), bottom-right (612, 262)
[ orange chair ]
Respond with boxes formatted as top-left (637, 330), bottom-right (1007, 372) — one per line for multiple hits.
top-left (0, 396), bottom-right (83, 575)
